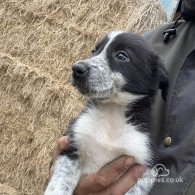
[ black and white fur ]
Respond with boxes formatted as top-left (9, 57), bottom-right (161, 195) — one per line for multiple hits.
top-left (44, 31), bottom-right (168, 195)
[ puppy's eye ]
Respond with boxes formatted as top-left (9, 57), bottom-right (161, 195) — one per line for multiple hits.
top-left (116, 51), bottom-right (129, 61)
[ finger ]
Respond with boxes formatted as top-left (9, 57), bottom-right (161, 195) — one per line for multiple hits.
top-left (49, 136), bottom-right (69, 175)
top-left (74, 156), bottom-right (135, 194)
top-left (107, 164), bottom-right (146, 195)
top-left (97, 156), bottom-right (136, 184)
top-left (53, 136), bottom-right (69, 160)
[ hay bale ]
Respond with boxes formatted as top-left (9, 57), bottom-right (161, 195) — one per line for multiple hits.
top-left (0, 0), bottom-right (165, 194)
top-left (0, 183), bottom-right (24, 195)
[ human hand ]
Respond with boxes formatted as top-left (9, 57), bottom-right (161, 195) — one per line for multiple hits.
top-left (50, 136), bottom-right (146, 195)
top-left (49, 136), bottom-right (70, 178)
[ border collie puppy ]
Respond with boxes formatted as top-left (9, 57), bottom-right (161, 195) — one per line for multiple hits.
top-left (44, 31), bottom-right (168, 195)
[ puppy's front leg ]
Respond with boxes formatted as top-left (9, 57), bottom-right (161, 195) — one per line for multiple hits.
top-left (44, 155), bottom-right (81, 195)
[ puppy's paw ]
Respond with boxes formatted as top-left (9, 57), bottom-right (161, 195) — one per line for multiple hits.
top-left (44, 186), bottom-right (69, 195)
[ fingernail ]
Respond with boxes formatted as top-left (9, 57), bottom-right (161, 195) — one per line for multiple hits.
top-left (139, 165), bottom-right (147, 172)
top-left (135, 165), bottom-right (147, 177)
top-left (125, 157), bottom-right (134, 168)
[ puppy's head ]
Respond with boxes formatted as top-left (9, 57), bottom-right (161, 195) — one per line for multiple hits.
top-left (71, 31), bottom-right (168, 104)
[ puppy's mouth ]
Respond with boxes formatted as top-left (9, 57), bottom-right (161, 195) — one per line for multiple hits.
top-left (88, 87), bottom-right (114, 100)
top-left (71, 77), bottom-right (114, 100)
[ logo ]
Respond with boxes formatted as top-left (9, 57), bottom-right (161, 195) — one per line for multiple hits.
top-left (151, 164), bottom-right (170, 177)
top-left (139, 164), bottom-right (183, 184)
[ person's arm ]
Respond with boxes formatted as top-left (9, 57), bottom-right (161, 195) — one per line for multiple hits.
top-left (50, 136), bottom-right (146, 195)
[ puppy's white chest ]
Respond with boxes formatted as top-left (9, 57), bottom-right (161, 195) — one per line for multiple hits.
top-left (73, 105), bottom-right (151, 174)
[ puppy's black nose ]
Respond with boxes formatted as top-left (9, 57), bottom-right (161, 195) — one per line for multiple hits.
top-left (72, 63), bottom-right (89, 78)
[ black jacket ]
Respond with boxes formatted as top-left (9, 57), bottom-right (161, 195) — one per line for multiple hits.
top-left (147, 20), bottom-right (195, 195)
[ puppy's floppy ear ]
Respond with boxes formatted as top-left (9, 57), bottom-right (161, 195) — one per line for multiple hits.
top-left (158, 60), bottom-right (169, 101)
